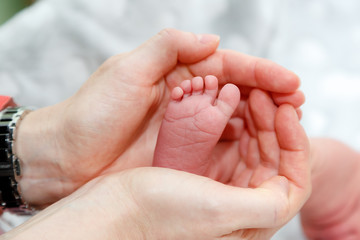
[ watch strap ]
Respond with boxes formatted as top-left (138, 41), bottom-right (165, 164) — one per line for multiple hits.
top-left (0, 107), bottom-right (28, 209)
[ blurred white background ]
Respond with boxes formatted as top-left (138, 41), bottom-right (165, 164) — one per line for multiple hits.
top-left (1, 0), bottom-right (360, 238)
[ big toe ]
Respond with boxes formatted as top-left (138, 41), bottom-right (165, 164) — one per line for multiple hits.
top-left (216, 84), bottom-right (240, 117)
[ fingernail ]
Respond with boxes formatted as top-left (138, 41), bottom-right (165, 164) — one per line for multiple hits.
top-left (197, 34), bottom-right (220, 44)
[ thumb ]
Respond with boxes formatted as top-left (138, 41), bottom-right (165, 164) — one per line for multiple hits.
top-left (125, 28), bottom-right (220, 80)
top-left (127, 168), bottom-right (292, 238)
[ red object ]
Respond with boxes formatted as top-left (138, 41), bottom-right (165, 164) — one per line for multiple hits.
top-left (0, 96), bottom-right (16, 111)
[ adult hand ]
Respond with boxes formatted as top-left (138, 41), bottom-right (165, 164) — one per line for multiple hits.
top-left (15, 29), bottom-right (303, 208)
top-left (3, 166), bottom-right (305, 240)
top-left (203, 89), bottom-right (311, 236)
top-left (301, 138), bottom-right (360, 240)
top-left (5, 88), bottom-right (309, 240)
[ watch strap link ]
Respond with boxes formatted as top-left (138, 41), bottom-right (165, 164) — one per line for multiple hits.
top-left (0, 107), bottom-right (29, 208)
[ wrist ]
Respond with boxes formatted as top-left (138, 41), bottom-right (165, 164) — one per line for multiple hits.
top-left (15, 103), bottom-right (73, 208)
top-left (2, 175), bottom-right (147, 240)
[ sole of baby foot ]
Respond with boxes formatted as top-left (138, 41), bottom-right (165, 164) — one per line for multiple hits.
top-left (153, 75), bottom-right (240, 175)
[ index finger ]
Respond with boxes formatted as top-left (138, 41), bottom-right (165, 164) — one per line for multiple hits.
top-left (189, 49), bottom-right (300, 93)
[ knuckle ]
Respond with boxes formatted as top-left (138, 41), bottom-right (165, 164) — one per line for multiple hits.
top-left (158, 28), bottom-right (177, 39)
top-left (100, 53), bottom-right (128, 72)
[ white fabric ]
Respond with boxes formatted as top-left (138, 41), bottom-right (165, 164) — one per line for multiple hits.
top-left (1, 0), bottom-right (360, 238)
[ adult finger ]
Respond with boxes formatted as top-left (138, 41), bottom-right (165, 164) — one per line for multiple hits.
top-left (124, 28), bottom-right (220, 81)
top-left (276, 104), bottom-right (310, 185)
top-left (248, 89), bottom-right (280, 186)
top-left (276, 104), bottom-right (311, 211)
top-left (128, 167), bottom-right (291, 237)
top-left (272, 90), bottom-right (305, 108)
top-left (189, 50), bottom-right (300, 93)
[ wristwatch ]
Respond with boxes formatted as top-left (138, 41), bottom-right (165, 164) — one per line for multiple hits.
top-left (0, 96), bottom-right (27, 209)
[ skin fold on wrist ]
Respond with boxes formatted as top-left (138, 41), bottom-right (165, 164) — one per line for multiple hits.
top-left (14, 103), bottom-right (73, 208)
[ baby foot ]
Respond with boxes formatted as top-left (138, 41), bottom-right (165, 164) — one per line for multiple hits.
top-left (153, 75), bottom-right (240, 175)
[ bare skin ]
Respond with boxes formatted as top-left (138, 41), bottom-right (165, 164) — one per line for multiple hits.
top-left (301, 138), bottom-right (360, 240)
top-left (2, 90), bottom-right (310, 240)
top-left (153, 83), bottom-right (311, 239)
top-left (15, 29), bottom-right (304, 208)
top-left (1, 29), bottom-right (310, 239)
top-left (154, 75), bottom-right (240, 175)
